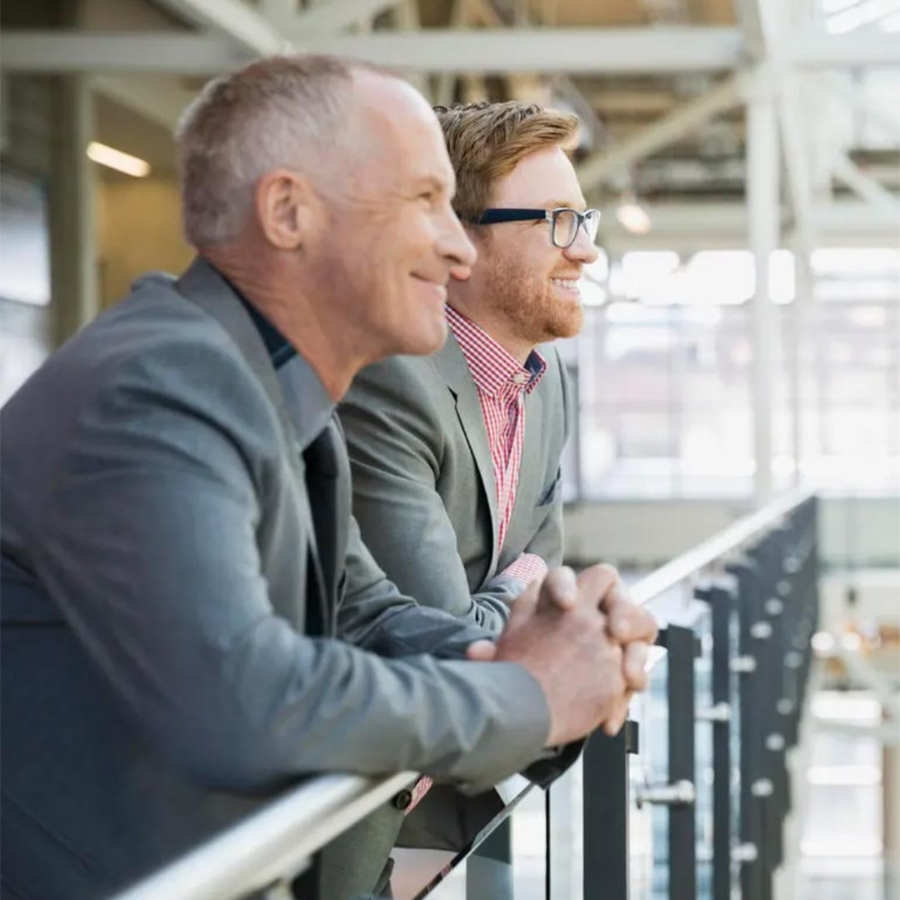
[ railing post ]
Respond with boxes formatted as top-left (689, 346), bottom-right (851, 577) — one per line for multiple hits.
top-left (583, 728), bottom-right (631, 899)
top-left (696, 578), bottom-right (738, 900)
top-left (728, 555), bottom-right (766, 900)
top-left (663, 625), bottom-right (698, 900)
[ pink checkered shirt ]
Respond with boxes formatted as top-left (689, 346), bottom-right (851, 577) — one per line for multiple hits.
top-left (445, 305), bottom-right (549, 588)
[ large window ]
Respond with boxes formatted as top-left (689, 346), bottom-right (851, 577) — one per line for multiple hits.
top-left (571, 247), bottom-right (900, 499)
top-left (0, 168), bottom-right (52, 405)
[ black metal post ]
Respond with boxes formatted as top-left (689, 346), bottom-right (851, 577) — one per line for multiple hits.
top-left (728, 555), bottom-right (765, 900)
top-left (696, 579), bottom-right (737, 900)
top-left (583, 729), bottom-right (630, 900)
top-left (665, 624), bottom-right (698, 900)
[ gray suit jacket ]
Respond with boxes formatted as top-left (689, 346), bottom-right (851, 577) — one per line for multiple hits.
top-left (339, 330), bottom-right (573, 853)
top-left (339, 331), bottom-right (571, 637)
top-left (0, 259), bottom-right (559, 900)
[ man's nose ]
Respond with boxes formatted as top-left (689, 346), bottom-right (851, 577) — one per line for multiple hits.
top-left (564, 225), bottom-right (600, 264)
top-left (439, 212), bottom-right (478, 281)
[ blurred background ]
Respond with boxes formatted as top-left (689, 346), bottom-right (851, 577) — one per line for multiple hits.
top-left (0, 1), bottom-right (898, 897)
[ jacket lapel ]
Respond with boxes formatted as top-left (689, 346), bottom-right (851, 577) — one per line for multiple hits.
top-left (174, 257), bottom-right (301, 456)
top-left (173, 257), bottom-right (330, 630)
top-left (433, 332), bottom-right (500, 575)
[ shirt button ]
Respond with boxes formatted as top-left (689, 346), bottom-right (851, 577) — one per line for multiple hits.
top-left (392, 789), bottom-right (413, 811)
top-left (512, 372), bottom-right (529, 385)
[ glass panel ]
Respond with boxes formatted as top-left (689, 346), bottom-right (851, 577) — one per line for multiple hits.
top-left (405, 786), bottom-right (547, 900)
top-left (630, 650), bottom-right (669, 897)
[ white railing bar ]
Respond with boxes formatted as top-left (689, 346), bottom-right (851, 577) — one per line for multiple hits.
top-left (630, 489), bottom-right (814, 607)
top-left (110, 770), bottom-right (416, 900)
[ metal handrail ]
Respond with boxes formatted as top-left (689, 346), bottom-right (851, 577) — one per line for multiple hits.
top-left (111, 489), bottom-right (814, 900)
top-left (110, 771), bottom-right (416, 900)
top-left (630, 489), bottom-right (813, 607)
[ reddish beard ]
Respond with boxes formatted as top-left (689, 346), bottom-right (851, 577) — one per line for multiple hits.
top-left (484, 254), bottom-right (584, 346)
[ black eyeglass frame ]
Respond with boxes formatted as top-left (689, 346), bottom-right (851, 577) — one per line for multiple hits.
top-left (473, 207), bottom-right (601, 249)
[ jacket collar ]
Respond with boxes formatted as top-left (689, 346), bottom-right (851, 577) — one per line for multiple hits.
top-left (174, 256), bottom-right (334, 451)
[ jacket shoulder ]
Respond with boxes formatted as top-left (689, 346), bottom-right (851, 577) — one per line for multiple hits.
top-left (343, 352), bottom-right (445, 418)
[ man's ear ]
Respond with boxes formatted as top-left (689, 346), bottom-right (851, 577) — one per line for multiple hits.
top-left (255, 168), bottom-right (319, 251)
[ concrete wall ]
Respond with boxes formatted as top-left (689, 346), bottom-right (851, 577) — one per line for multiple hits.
top-left (563, 494), bottom-right (900, 572)
top-left (563, 497), bottom-right (752, 569)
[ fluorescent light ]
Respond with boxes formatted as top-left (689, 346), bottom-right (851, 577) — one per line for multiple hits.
top-left (86, 142), bottom-right (150, 178)
top-left (616, 194), bottom-right (652, 235)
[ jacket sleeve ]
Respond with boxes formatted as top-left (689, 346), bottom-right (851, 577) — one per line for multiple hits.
top-left (34, 339), bottom-right (553, 797)
top-left (339, 360), bottom-right (518, 637)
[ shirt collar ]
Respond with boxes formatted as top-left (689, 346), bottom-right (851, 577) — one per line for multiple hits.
top-left (225, 277), bottom-right (297, 371)
top-left (446, 305), bottom-right (546, 397)
top-left (225, 272), bottom-right (334, 451)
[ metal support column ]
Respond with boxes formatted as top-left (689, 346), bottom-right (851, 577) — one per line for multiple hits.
top-left (49, 73), bottom-right (98, 345)
top-left (746, 77), bottom-right (780, 507)
top-left (788, 242), bottom-right (814, 487)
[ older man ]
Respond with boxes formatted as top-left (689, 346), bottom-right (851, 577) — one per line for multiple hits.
top-left (0, 59), bottom-right (638, 900)
top-left (339, 101), bottom-right (657, 850)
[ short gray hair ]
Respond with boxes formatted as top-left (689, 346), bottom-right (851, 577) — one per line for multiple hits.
top-left (176, 55), bottom-right (380, 248)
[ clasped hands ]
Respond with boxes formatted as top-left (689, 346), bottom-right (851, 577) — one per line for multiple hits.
top-left (467, 565), bottom-right (658, 747)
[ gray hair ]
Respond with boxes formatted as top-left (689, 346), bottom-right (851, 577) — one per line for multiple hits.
top-left (176, 55), bottom-right (380, 248)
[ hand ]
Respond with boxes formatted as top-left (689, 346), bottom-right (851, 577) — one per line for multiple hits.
top-left (586, 564), bottom-right (659, 693)
top-left (467, 566), bottom-right (629, 744)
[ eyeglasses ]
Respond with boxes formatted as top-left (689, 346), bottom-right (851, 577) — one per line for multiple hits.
top-left (474, 207), bottom-right (601, 249)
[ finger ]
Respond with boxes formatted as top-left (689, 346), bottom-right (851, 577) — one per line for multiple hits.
top-left (602, 707), bottom-right (629, 737)
top-left (537, 566), bottom-right (578, 612)
top-left (622, 642), bottom-right (650, 692)
top-left (574, 563), bottom-right (620, 611)
top-left (602, 693), bottom-right (633, 736)
top-left (466, 639), bottom-right (498, 662)
top-left (607, 596), bottom-right (658, 645)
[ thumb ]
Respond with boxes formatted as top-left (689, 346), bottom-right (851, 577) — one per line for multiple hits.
top-left (466, 639), bottom-right (498, 662)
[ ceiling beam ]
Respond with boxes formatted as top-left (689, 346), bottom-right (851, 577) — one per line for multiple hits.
top-left (830, 152), bottom-right (900, 214)
top-left (577, 70), bottom-right (753, 191)
top-left (789, 31), bottom-right (900, 67)
top-left (3, 27), bottom-right (896, 75)
top-left (0, 33), bottom-right (249, 74)
top-left (92, 76), bottom-right (196, 131)
top-left (151, 0), bottom-right (288, 55)
top-left (0, 28), bottom-right (745, 74)
top-left (294, 27), bottom-right (745, 73)
top-left (259, 0), bottom-right (298, 29)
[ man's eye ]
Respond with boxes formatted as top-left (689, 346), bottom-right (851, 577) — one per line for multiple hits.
top-left (418, 191), bottom-right (435, 204)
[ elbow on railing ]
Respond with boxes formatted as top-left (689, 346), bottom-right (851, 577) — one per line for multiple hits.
top-left (147, 712), bottom-right (312, 795)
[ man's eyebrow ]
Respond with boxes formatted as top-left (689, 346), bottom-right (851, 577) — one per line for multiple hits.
top-left (542, 198), bottom-right (588, 211)
top-left (412, 175), bottom-right (450, 193)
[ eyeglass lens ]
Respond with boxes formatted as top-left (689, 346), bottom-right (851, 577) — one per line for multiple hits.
top-left (552, 209), bottom-right (600, 248)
